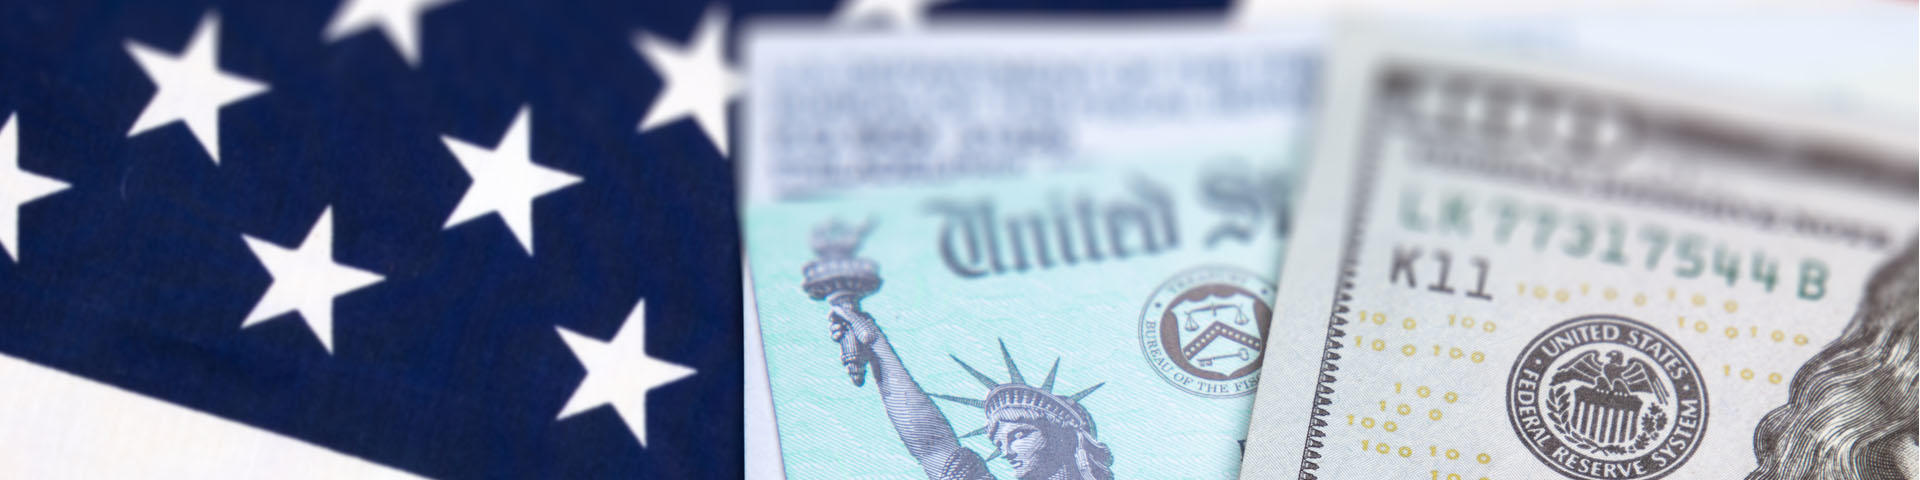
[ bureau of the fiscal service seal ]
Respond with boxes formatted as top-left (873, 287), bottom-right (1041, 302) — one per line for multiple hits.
top-left (1138, 266), bottom-right (1273, 398)
top-left (1508, 314), bottom-right (1708, 480)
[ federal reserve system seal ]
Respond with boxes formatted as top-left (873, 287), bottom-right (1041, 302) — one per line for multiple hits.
top-left (1138, 266), bottom-right (1273, 398)
top-left (1507, 315), bottom-right (1708, 480)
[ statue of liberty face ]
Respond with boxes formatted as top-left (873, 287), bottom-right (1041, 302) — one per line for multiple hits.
top-left (993, 419), bottom-right (1071, 479)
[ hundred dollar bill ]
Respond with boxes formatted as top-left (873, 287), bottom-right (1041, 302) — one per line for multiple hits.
top-left (742, 21), bottom-right (1319, 479)
top-left (1239, 29), bottom-right (1918, 480)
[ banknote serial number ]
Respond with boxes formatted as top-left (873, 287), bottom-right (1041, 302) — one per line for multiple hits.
top-left (1400, 189), bottom-right (1831, 300)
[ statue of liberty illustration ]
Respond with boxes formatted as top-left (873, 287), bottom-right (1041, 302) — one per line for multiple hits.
top-left (802, 219), bottom-right (1115, 480)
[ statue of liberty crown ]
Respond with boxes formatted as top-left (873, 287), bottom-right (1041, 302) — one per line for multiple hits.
top-left (930, 339), bottom-right (1105, 462)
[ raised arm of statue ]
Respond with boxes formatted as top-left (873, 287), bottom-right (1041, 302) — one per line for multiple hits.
top-left (829, 298), bottom-right (994, 480)
top-left (804, 220), bottom-right (993, 480)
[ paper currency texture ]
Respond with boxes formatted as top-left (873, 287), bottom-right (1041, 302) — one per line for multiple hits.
top-left (1239, 30), bottom-right (1917, 480)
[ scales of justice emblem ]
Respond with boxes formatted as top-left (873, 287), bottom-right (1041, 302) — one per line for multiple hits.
top-left (1181, 300), bottom-right (1261, 368)
top-left (801, 219), bottom-right (1115, 480)
top-left (1138, 267), bottom-right (1273, 398)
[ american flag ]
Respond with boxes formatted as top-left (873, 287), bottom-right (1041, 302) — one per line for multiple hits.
top-left (0, 0), bottom-right (749, 476)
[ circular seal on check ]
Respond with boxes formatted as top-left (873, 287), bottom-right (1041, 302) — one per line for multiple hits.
top-left (1138, 266), bottom-right (1273, 398)
top-left (1507, 315), bottom-right (1708, 480)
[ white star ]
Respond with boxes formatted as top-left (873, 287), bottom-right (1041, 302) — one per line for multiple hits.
top-left (323, 0), bottom-right (459, 67)
top-left (0, 114), bottom-right (69, 264)
top-left (834, 0), bottom-right (952, 29)
top-left (125, 12), bottom-right (270, 165)
top-left (635, 7), bottom-right (740, 158)
top-left (556, 299), bottom-right (697, 448)
top-left (440, 106), bottom-right (581, 256)
top-left (241, 207), bottom-right (384, 354)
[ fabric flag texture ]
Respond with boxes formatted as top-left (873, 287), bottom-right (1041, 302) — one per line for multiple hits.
top-left (0, 0), bottom-right (740, 476)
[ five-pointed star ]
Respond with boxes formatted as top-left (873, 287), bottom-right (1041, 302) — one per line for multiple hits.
top-left (0, 114), bottom-right (70, 264)
top-left (556, 299), bottom-right (697, 449)
top-left (241, 207), bottom-right (385, 354)
top-left (439, 106), bottom-right (581, 256)
top-left (635, 7), bottom-right (740, 158)
top-left (834, 0), bottom-right (952, 29)
top-left (324, 0), bottom-right (460, 67)
top-left (125, 12), bottom-right (270, 165)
